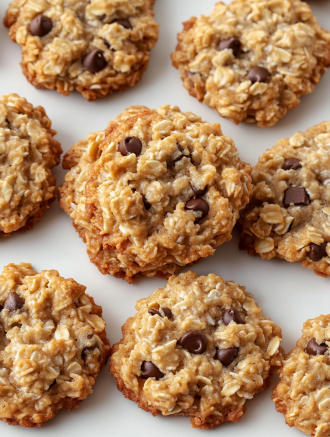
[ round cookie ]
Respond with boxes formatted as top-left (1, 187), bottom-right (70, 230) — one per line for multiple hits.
top-left (239, 122), bottom-right (330, 278)
top-left (0, 94), bottom-right (62, 237)
top-left (58, 105), bottom-right (252, 283)
top-left (4, 0), bottom-right (159, 101)
top-left (110, 271), bottom-right (283, 429)
top-left (272, 315), bottom-right (330, 437)
top-left (171, 0), bottom-right (330, 127)
top-left (0, 263), bottom-right (110, 427)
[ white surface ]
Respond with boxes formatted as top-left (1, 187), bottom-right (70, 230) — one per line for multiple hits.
top-left (0, 0), bottom-right (330, 435)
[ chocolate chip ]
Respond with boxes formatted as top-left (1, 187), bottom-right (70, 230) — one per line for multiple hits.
top-left (308, 242), bottom-right (327, 261)
top-left (143, 196), bottom-right (151, 210)
top-left (118, 136), bottom-right (142, 156)
top-left (148, 309), bottom-right (161, 317)
top-left (148, 308), bottom-right (173, 319)
top-left (306, 338), bottom-right (328, 356)
top-left (3, 292), bottom-right (24, 312)
top-left (178, 331), bottom-right (207, 354)
top-left (214, 347), bottom-right (239, 366)
top-left (282, 158), bottom-right (302, 171)
top-left (218, 38), bottom-right (241, 57)
top-left (190, 184), bottom-right (208, 196)
top-left (283, 187), bottom-right (309, 207)
top-left (174, 143), bottom-right (192, 163)
top-left (113, 19), bottom-right (132, 29)
top-left (162, 308), bottom-right (172, 319)
top-left (29, 14), bottom-right (53, 37)
top-left (141, 361), bottom-right (164, 379)
top-left (81, 345), bottom-right (97, 360)
top-left (247, 67), bottom-right (270, 83)
top-left (185, 197), bottom-right (209, 221)
top-left (223, 308), bottom-right (244, 326)
top-left (83, 50), bottom-right (107, 73)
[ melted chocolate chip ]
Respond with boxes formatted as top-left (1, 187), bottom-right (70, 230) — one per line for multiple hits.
top-left (141, 361), bottom-right (164, 379)
top-left (218, 38), bottom-right (241, 57)
top-left (143, 196), bottom-right (151, 210)
top-left (214, 347), bottom-right (239, 366)
top-left (178, 331), bottom-right (207, 354)
top-left (3, 292), bottom-right (24, 312)
top-left (83, 50), bottom-right (107, 73)
top-left (113, 19), bottom-right (132, 29)
top-left (247, 67), bottom-right (270, 83)
top-left (118, 136), bottom-right (142, 156)
top-left (162, 308), bottom-right (173, 319)
top-left (148, 309), bottom-right (161, 317)
top-left (306, 337), bottom-right (328, 356)
top-left (223, 308), bottom-right (244, 326)
top-left (148, 308), bottom-right (173, 319)
top-left (185, 197), bottom-right (209, 221)
top-left (190, 184), bottom-right (208, 196)
top-left (308, 242), bottom-right (327, 261)
top-left (283, 187), bottom-right (309, 207)
top-left (282, 158), bottom-right (302, 171)
top-left (29, 14), bottom-right (53, 37)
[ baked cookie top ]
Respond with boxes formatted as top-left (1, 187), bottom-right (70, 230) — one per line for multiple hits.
top-left (110, 271), bottom-right (283, 429)
top-left (171, 0), bottom-right (330, 127)
top-left (4, 0), bottom-right (159, 101)
top-left (59, 105), bottom-right (252, 283)
top-left (0, 263), bottom-right (110, 427)
top-left (273, 315), bottom-right (330, 437)
top-left (0, 94), bottom-right (62, 236)
top-left (239, 122), bottom-right (330, 278)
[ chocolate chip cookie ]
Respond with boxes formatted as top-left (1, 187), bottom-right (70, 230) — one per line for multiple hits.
top-left (110, 271), bottom-right (283, 429)
top-left (58, 105), bottom-right (252, 283)
top-left (0, 94), bottom-right (62, 237)
top-left (4, 0), bottom-right (159, 101)
top-left (171, 0), bottom-right (330, 127)
top-left (239, 122), bottom-right (330, 278)
top-left (0, 263), bottom-right (110, 427)
top-left (272, 315), bottom-right (330, 437)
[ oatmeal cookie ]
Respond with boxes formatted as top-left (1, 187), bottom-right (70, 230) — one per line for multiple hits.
top-left (0, 263), bottom-right (110, 427)
top-left (239, 122), bottom-right (330, 278)
top-left (272, 315), bottom-right (330, 437)
top-left (58, 105), bottom-right (252, 283)
top-left (110, 271), bottom-right (283, 429)
top-left (0, 94), bottom-right (62, 237)
top-left (171, 0), bottom-right (330, 127)
top-left (4, 0), bottom-right (159, 101)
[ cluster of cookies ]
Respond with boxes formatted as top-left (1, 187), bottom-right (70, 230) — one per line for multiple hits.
top-left (1, 0), bottom-right (330, 435)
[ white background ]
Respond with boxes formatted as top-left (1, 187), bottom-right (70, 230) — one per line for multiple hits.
top-left (0, 0), bottom-right (330, 436)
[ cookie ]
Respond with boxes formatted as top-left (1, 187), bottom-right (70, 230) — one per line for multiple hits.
top-left (272, 315), bottom-right (330, 437)
top-left (171, 0), bottom-right (330, 127)
top-left (0, 263), bottom-right (110, 427)
top-left (58, 105), bottom-right (252, 283)
top-left (0, 94), bottom-right (62, 237)
top-left (239, 122), bottom-right (330, 278)
top-left (110, 271), bottom-right (283, 429)
top-left (4, 0), bottom-right (159, 101)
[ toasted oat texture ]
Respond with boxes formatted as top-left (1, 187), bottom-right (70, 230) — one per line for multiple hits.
top-left (58, 105), bottom-right (252, 283)
top-left (4, 0), bottom-right (159, 101)
top-left (0, 263), bottom-right (110, 427)
top-left (110, 271), bottom-right (283, 429)
top-left (272, 315), bottom-right (330, 437)
top-left (239, 122), bottom-right (330, 278)
top-left (0, 94), bottom-right (62, 237)
top-left (171, 0), bottom-right (330, 127)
